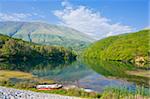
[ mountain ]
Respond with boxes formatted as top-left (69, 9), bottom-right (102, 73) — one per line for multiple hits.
top-left (83, 29), bottom-right (149, 63)
top-left (0, 21), bottom-right (94, 51)
top-left (0, 34), bottom-right (76, 62)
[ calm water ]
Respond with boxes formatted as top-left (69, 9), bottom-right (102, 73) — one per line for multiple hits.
top-left (0, 59), bottom-right (149, 92)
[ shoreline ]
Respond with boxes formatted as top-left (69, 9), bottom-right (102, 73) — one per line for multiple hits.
top-left (0, 86), bottom-right (83, 99)
top-left (0, 85), bottom-right (101, 99)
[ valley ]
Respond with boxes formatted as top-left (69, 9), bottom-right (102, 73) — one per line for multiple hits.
top-left (0, 0), bottom-right (148, 98)
top-left (0, 21), bottom-right (149, 99)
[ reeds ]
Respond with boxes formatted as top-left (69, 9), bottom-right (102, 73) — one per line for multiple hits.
top-left (101, 85), bottom-right (149, 99)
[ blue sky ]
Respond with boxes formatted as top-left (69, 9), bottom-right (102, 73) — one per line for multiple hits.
top-left (0, 0), bottom-right (149, 38)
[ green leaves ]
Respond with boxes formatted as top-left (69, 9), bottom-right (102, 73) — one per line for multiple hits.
top-left (83, 29), bottom-right (149, 63)
top-left (0, 34), bottom-right (76, 62)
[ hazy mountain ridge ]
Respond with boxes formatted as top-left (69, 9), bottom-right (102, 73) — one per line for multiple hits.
top-left (0, 21), bottom-right (94, 51)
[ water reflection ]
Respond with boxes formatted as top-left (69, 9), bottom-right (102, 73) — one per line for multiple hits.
top-left (0, 59), bottom-right (72, 72)
top-left (83, 59), bottom-right (149, 87)
top-left (31, 61), bottom-right (93, 82)
top-left (0, 59), bottom-right (149, 92)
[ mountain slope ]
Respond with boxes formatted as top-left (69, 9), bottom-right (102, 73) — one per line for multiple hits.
top-left (83, 29), bottom-right (149, 63)
top-left (0, 21), bottom-right (94, 51)
top-left (0, 34), bottom-right (76, 62)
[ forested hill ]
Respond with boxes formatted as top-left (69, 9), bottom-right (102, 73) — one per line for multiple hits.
top-left (0, 34), bottom-right (76, 62)
top-left (83, 29), bottom-right (149, 63)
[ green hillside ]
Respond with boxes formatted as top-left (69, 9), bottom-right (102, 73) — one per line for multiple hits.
top-left (83, 29), bottom-right (149, 63)
top-left (0, 34), bottom-right (76, 62)
top-left (0, 21), bottom-right (94, 51)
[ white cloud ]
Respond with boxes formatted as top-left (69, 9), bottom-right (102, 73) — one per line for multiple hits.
top-left (0, 13), bottom-right (32, 21)
top-left (0, 12), bottom-right (47, 22)
top-left (54, 1), bottom-right (134, 39)
top-left (61, 0), bottom-right (73, 10)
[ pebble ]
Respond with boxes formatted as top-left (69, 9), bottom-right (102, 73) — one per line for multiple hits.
top-left (0, 86), bottom-right (82, 99)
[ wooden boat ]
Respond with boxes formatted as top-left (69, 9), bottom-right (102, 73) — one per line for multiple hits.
top-left (36, 84), bottom-right (63, 90)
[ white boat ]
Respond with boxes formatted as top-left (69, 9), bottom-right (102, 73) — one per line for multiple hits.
top-left (81, 88), bottom-right (94, 92)
top-left (36, 84), bottom-right (63, 90)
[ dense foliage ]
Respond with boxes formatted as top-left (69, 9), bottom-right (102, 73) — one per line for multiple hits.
top-left (0, 34), bottom-right (76, 62)
top-left (83, 29), bottom-right (149, 63)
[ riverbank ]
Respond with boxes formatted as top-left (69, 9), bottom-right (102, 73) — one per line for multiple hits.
top-left (0, 70), bottom-right (101, 98)
top-left (1, 86), bottom-right (149, 99)
top-left (0, 86), bottom-right (83, 99)
top-left (0, 85), bottom-right (101, 99)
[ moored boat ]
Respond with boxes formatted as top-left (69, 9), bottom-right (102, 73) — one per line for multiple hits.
top-left (36, 84), bottom-right (63, 90)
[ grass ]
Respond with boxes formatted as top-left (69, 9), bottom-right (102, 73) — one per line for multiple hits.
top-left (0, 70), bottom-right (54, 89)
top-left (126, 70), bottom-right (150, 78)
top-left (30, 88), bottom-right (101, 99)
top-left (1, 84), bottom-right (101, 99)
top-left (2, 84), bottom-right (149, 99)
top-left (0, 70), bottom-right (149, 99)
top-left (101, 86), bottom-right (150, 99)
top-left (0, 70), bottom-right (34, 81)
top-left (0, 70), bottom-right (54, 83)
top-left (0, 70), bottom-right (101, 98)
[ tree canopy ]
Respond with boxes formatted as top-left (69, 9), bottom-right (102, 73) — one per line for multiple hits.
top-left (0, 34), bottom-right (76, 62)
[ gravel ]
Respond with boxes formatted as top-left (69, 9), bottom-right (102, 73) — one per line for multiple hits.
top-left (0, 86), bottom-right (82, 99)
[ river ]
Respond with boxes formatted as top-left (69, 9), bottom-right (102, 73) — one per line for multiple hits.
top-left (0, 59), bottom-right (149, 92)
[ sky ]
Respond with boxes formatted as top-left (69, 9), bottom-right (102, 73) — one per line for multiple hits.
top-left (0, 0), bottom-right (149, 39)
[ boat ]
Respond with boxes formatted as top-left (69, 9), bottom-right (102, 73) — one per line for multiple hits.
top-left (36, 84), bottom-right (63, 90)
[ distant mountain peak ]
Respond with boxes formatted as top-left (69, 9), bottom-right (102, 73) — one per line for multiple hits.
top-left (0, 21), bottom-right (94, 51)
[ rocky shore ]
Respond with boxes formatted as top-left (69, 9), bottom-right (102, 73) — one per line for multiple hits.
top-left (0, 86), bottom-right (82, 99)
